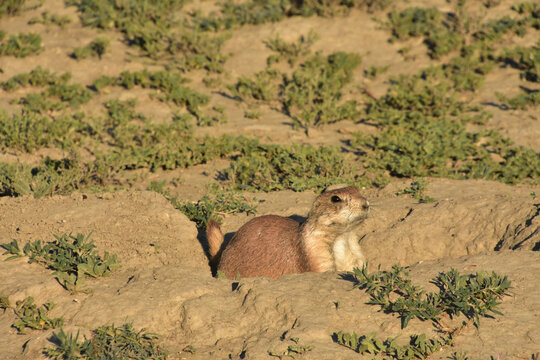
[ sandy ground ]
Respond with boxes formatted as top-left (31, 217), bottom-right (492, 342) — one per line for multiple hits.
top-left (0, 0), bottom-right (539, 359)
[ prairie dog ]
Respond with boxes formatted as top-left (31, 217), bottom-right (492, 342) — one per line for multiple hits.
top-left (206, 185), bottom-right (370, 279)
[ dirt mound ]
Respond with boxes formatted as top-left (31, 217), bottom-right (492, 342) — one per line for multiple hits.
top-left (1, 179), bottom-right (539, 359)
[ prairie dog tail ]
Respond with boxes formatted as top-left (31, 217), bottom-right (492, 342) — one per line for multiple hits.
top-left (206, 219), bottom-right (224, 262)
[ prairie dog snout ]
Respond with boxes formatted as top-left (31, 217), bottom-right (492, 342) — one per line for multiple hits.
top-left (206, 185), bottom-right (369, 279)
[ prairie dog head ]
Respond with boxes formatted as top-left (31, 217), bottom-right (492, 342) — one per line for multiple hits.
top-left (307, 185), bottom-right (369, 231)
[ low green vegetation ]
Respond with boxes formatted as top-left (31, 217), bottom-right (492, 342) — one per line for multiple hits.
top-left (396, 179), bottom-right (435, 203)
top-left (229, 42), bottom-right (362, 133)
top-left (265, 30), bottom-right (319, 67)
top-left (28, 11), bottom-right (72, 28)
top-left (66, 0), bottom-right (229, 71)
top-left (1, 67), bottom-right (93, 113)
top-left (149, 181), bottom-right (258, 227)
top-left (268, 337), bottom-right (314, 359)
top-left (71, 37), bottom-right (109, 60)
top-left (387, 7), bottom-right (463, 59)
top-left (0, 31), bottom-right (43, 57)
top-left (44, 323), bottom-right (168, 360)
top-left (224, 142), bottom-right (372, 192)
top-left (1, 233), bottom-right (121, 292)
top-left (193, 0), bottom-right (394, 32)
top-left (93, 69), bottom-right (223, 124)
top-left (282, 51), bottom-right (362, 132)
top-left (496, 89), bottom-right (540, 109)
top-left (364, 65), bottom-right (390, 79)
top-left (0, 0), bottom-right (26, 18)
top-left (0, 295), bottom-right (64, 334)
top-left (334, 265), bottom-right (512, 358)
top-left (498, 42), bottom-right (540, 83)
top-left (352, 76), bottom-right (540, 185)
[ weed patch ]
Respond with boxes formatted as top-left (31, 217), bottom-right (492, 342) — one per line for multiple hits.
top-left (0, 31), bottom-right (43, 57)
top-left (44, 323), bottom-right (168, 360)
top-left (229, 50), bottom-right (362, 132)
top-left (72, 37), bottom-right (110, 60)
top-left (353, 76), bottom-right (540, 185)
top-left (387, 7), bottom-right (463, 59)
top-left (67, 0), bottom-right (228, 71)
top-left (1, 233), bottom-right (121, 292)
top-left (149, 181), bottom-right (257, 228)
top-left (28, 11), bottom-right (72, 28)
top-left (193, 0), bottom-right (392, 31)
top-left (0, 296), bottom-right (63, 334)
top-left (265, 30), bottom-right (319, 67)
top-left (94, 69), bottom-right (213, 122)
top-left (334, 265), bottom-right (511, 358)
top-left (0, 0), bottom-right (26, 18)
top-left (3, 67), bottom-right (93, 112)
top-left (396, 179), bottom-right (435, 203)
top-left (498, 42), bottom-right (540, 83)
top-left (281, 51), bottom-right (362, 132)
top-left (496, 89), bottom-right (540, 109)
top-left (268, 337), bottom-right (314, 359)
top-left (225, 142), bottom-right (367, 192)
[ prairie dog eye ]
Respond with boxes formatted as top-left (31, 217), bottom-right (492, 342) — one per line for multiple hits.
top-left (331, 195), bottom-right (342, 203)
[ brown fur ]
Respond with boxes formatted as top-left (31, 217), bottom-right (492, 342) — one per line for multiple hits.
top-left (206, 186), bottom-right (369, 279)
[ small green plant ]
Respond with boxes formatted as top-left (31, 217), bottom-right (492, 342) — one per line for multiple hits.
top-left (94, 69), bottom-right (210, 121)
top-left (496, 89), bottom-right (540, 110)
top-left (498, 42), bottom-right (539, 83)
top-left (281, 51), bottom-right (362, 133)
top-left (67, 0), bottom-right (228, 70)
top-left (396, 179), bottom-right (436, 203)
top-left (334, 331), bottom-right (453, 359)
top-left (0, 295), bottom-right (64, 334)
top-left (228, 68), bottom-right (280, 103)
top-left (387, 7), bottom-right (463, 59)
top-left (28, 11), bottom-right (72, 28)
top-left (0, 0), bottom-right (26, 18)
top-left (364, 65), bottom-right (390, 79)
top-left (353, 75), bottom-right (540, 185)
top-left (225, 142), bottom-right (366, 192)
top-left (1, 233), bottom-right (121, 292)
top-left (268, 338), bottom-right (314, 359)
top-left (349, 265), bottom-right (511, 328)
top-left (150, 182), bottom-right (257, 227)
top-left (265, 30), bottom-right (319, 67)
top-left (0, 32), bottom-right (43, 57)
top-left (244, 109), bottom-right (262, 119)
top-left (334, 265), bottom-right (512, 358)
top-left (44, 323), bottom-right (168, 360)
top-left (72, 37), bottom-right (110, 60)
top-left (44, 328), bottom-right (85, 360)
top-left (2, 67), bottom-right (92, 113)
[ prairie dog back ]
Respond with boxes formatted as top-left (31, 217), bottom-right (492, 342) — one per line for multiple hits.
top-left (206, 185), bottom-right (369, 279)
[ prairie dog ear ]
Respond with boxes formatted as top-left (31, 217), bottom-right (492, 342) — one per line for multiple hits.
top-left (323, 184), bottom-right (350, 192)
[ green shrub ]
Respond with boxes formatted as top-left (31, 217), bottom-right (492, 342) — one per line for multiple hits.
top-left (1, 233), bottom-right (121, 293)
top-left (28, 11), bottom-right (72, 28)
top-left (281, 51), bottom-right (362, 132)
top-left (162, 186), bottom-right (258, 228)
top-left (334, 265), bottom-right (512, 358)
top-left (353, 75), bottom-right (540, 184)
top-left (496, 89), bottom-right (540, 109)
top-left (44, 324), bottom-right (168, 360)
top-left (265, 30), bottom-right (319, 67)
top-left (0, 32), bottom-right (43, 57)
top-left (498, 43), bottom-right (540, 83)
top-left (225, 142), bottom-right (362, 192)
top-left (72, 37), bottom-right (110, 59)
top-left (0, 0), bottom-right (26, 18)
top-left (0, 296), bottom-right (64, 334)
